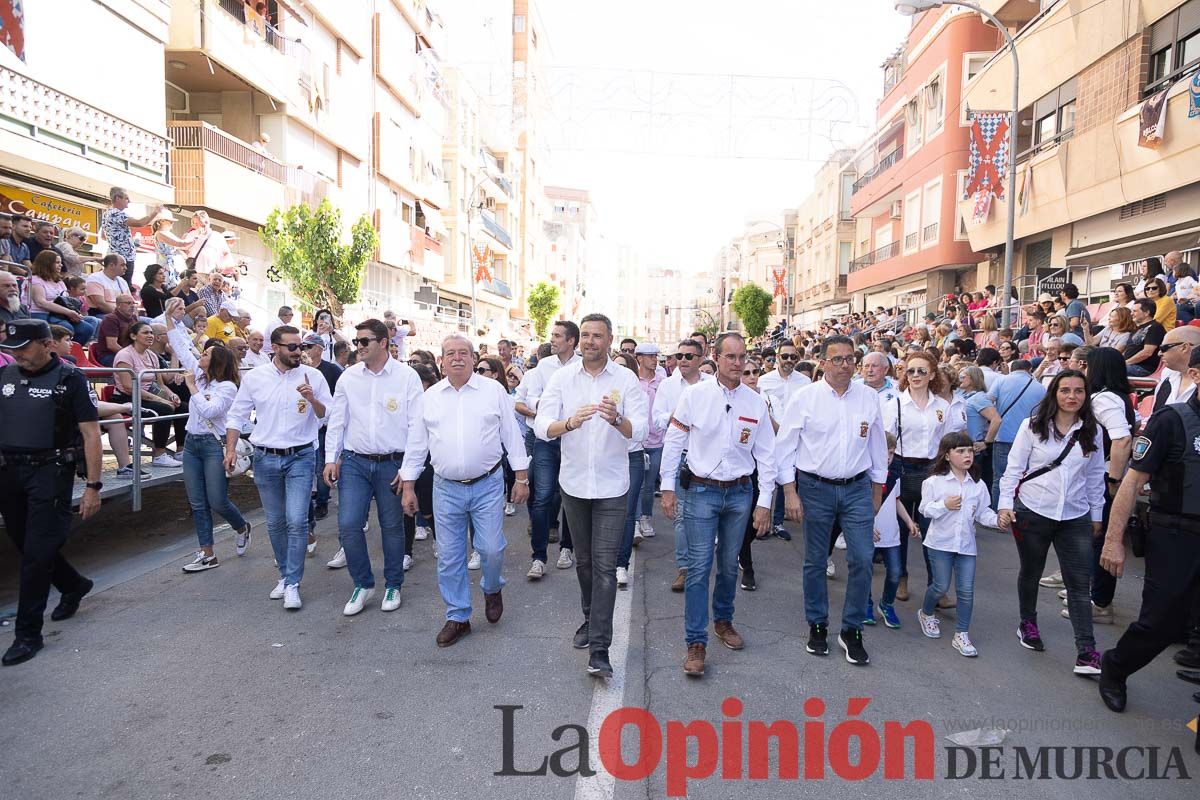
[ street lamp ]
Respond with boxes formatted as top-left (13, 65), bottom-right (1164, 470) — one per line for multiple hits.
top-left (895, 0), bottom-right (1020, 327)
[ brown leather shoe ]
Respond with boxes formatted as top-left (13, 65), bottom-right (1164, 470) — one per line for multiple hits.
top-left (671, 568), bottom-right (687, 592)
top-left (485, 590), bottom-right (503, 623)
top-left (436, 620), bottom-right (471, 647)
top-left (683, 642), bottom-right (706, 676)
top-left (895, 576), bottom-right (909, 602)
top-left (714, 620), bottom-right (745, 650)
top-left (936, 595), bottom-right (956, 610)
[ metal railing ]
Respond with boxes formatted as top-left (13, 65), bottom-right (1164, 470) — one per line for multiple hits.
top-left (904, 232), bottom-right (919, 251)
top-left (851, 146), bottom-right (903, 195)
top-left (923, 222), bottom-right (939, 244)
top-left (848, 242), bottom-right (900, 272)
top-left (168, 121), bottom-right (286, 182)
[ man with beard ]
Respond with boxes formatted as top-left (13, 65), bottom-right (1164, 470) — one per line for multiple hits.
top-left (0, 271), bottom-right (30, 324)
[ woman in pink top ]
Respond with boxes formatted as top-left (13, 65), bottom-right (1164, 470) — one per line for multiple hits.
top-left (111, 321), bottom-right (184, 468)
top-left (27, 251), bottom-right (97, 343)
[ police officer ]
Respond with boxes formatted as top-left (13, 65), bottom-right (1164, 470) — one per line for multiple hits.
top-left (1097, 346), bottom-right (1200, 712)
top-left (0, 319), bottom-right (103, 666)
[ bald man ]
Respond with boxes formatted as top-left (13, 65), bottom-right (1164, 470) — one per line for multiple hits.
top-left (1150, 325), bottom-right (1200, 413)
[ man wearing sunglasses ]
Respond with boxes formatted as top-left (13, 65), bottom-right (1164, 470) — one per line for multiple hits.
top-left (1148, 327), bottom-right (1200, 413)
top-left (651, 338), bottom-right (712, 591)
top-left (757, 341), bottom-right (811, 539)
top-left (619, 338), bottom-right (638, 356)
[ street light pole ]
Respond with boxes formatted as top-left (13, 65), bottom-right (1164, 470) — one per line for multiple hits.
top-left (896, 0), bottom-right (1019, 327)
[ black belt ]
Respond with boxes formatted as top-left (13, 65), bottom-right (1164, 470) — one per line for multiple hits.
top-left (1149, 511), bottom-right (1200, 534)
top-left (689, 474), bottom-right (752, 489)
top-left (255, 444), bottom-right (313, 457)
top-left (441, 462), bottom-right (501, 485)
top-left (347, 450), bottom-right (404, 463)
top-left (799, 469), bottom-right (867, 486)
top-left (898, 456), bottom-right (933, 468)
top-left (0, 447), bottom-right (83, 467)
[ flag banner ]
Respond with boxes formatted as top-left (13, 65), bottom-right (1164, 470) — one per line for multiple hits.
top-left (0, 0), bottom-right (24, 61)
top-left (472, 244), bottom-right (493, 283)
top-left (1017, 160), bottom-right (1033, 217)
top-left (1139, 86), bottom-right (1170, 149)
top-left (1188, 73), bottom-right (1200, 119)
top-left (971, 190), bottom-right (992, 224)
top-left (771, 267), bottom-right (787, 298)
top-left (966, 111), bottom-right (1010, 200)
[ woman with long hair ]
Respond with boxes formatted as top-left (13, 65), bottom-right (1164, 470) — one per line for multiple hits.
top-left (311, 308), bottom-right (346, 362)
top-left (1134, 256), bottom-right (1166, 298)
top-left (27, 250), bottom-right (97, 344)
top-left (958, 366), bottom-right (1002, 491)
top-left (997, 369), bottom-right (1105, 676)
top-left (111, 321), bottom-right (184, 467)
top-left (477, 356), bottom-right (517, 513)
top-left (1112, 282), bottom-right (1137, 310)
top-left (1086, 306), bottom-right (1136, 350)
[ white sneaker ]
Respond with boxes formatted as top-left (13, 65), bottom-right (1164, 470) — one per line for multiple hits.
top-left (504, 502), bottom-right (516, 516)
top-left (380, 586), bottom-right (402, 612)
top-left (182, 551), bottom-right (219, 573)
top-left (151, 453), bottom-right (181, 468)
top-left (918, 609), bottom-right (941, 639)
top-left (638, 516), bottom-right (655, 537)
top-left (327, 547), bottom-right (347, 569)
top-left (1039, 570), bottom-right (1064, 588)
top-left (283, 584), bottom-right (302, 610)
top-left (527, 559), bottom-right (546, 580)
top-left (1058, 588), bottom-right (1068, 600)
top-left (616, 566), bottom-right (629, 586)
top-left (557, 548), bottom-right (574, 569)
top-left (467, 550), bottom-right (482, 571)
top-left (306, 537), bottom-right (317, 557)
top-left (415, 525), bottom-right (429, 541)
top-left (362, 521), bottom-right (370, 533)
top-left (834, 533), bottom-right (847, 550)
top-left (234, 523), bottom-right (251, 556)
top-left (632, 529), bottom-right (644, 547)
top-left (342, 586), bottom-right (374, 616)
top-left (403, 554), bottom-right (413, 571)
top-left (1062, 602), bottom-right (1115, 624)
top-left (825, 558), bottom-right (835, 578)
top-left (952, 631), bottom-right (978, 657)
top-left (269, 579), bottom-right (287, 599)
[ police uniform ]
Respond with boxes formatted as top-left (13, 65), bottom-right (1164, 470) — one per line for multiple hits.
top-left (1100, 393), bottom-right (1200, 696)
top-left (0, 320), bottom-right (100, 666)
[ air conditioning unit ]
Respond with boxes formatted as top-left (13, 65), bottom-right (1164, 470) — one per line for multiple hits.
top-left (890, 201), bottom-right (903, 220)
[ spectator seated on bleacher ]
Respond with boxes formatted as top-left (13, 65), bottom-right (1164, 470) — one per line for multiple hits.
top-left (92, 294), bottom-right (139, 367)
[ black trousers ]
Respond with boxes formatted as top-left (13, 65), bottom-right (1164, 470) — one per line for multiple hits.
top-left (404, 461), bottom-right (436, 556)
top-left (1107, 522), bottom-right (1200, 681)
top-left (0, 461), bottom-right (88, 643)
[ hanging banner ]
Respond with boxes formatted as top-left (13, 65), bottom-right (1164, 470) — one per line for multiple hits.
top-left (1189, 72), bottom-right (1200, 119)
top-left (770, 267), bottom-right (787, 299)
top-left (0, 0), bottom-right (25, 61)
top-left (971, 190), bottom-right (992, 224)
top-left (472, 243), bottom-right (493, 283)
top-left (966, 111), bottom-right (1010, 200)
top-left (1017, 160), bottom-right (1033, 217)
top-left (1138, 86), bottom-right (1170, 150)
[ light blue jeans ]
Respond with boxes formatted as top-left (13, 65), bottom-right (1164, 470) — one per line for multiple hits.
top-left (639, 446), bottom-right (663, 517)
top-left (182, 434), bottom-right (246, 548)
top-left (681, 482), bottom-right (752, 645)
top-left (253, 446), bottom-right (316, 586)
top-left (798, 472), bottom-right (874, 631)
top-left (990, 440), bottom-right (1012, 508)
top-left (922, 549), bottom-right (976, 633)
top-left (433, 469), bottom-right (506, 622)
top-left (617, 450), bottom-right (646, 570)
top-left (337, 452), bottom-right (406, 591)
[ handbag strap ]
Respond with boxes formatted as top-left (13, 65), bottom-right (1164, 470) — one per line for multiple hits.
top-left (998, 375), bottom-right (1034, 418)
top-left (1016, 430), bottom-right (1080, 490)
top-left (192, 234), bottom-right (212, 260)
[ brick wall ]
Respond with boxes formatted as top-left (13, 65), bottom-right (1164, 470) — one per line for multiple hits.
top-left (1075, 33), bottom-right (1150, 135)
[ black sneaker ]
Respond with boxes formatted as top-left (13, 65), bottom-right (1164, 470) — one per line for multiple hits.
top-left (587, 649), bottom-right (613, 678)
top-left (50, 578), bottom-right (94, 621)
top-left (774, 525), bottom-right (792, 542)
top-left (806, 623), bottom-right (829, 656)
top-left (313, 504), bottom-right (329, 521)
top-left (740, 571), bottom-right (757, 591)
top-left (1017, 619), bottom-right (1045, 652)
top-left (839, 628), bottom-right (870, 665)
top-left (572, 621), bottom-right (590, 650)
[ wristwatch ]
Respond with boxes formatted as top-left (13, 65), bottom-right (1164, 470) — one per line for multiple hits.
top-left (611, 414), bottom-right (625, 427)
top-left (515, 478), bottom-right (530, 486)
top-left (85, 481), bottom-right (103, 491)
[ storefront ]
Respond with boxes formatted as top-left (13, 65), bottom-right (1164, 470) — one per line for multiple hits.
top-left (0, 178), bottom-right (103, 243)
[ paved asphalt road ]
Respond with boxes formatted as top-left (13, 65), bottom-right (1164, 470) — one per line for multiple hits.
top-left (1, 492), bottom-right (1197, 799)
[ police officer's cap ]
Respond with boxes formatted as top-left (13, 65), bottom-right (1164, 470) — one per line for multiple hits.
top-left (0, 319), bottom-right (52, 349)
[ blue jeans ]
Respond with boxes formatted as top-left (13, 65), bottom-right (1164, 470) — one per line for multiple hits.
top-left (433, 470), bottom-right (506, 622)
top-left (314, 427), bottom-right (331, 507)
top-left (32, 312), bottom-right (97, 345)
top-left (1127, 363), bottom-right (1153, 377)
top-left (530, 438), bottom-right (572, 562)
top-left (922, 549), bottom-right (976, 633)
top-left (252, 446), bottom-right (316, 586)
top-left (337, 452), bottom-right (406, 590)
top-left (617, 450), bottom-right (646, 569)
top-left (798, 473), bottom-right (874, 630)
top-left (1178, 301), bottom-right (1197, 325)
top-left (182, 434), bottom-right (246, 548)
top-left (990, 440), bottom-right (1012, 508)
top-left (639, 446), bottom-right (662, 518)
top-left (773, 489), bottom-right (785, 528)
top-left (870, 545), bottom-right (902, 607)
top-left (681, 482), bottom-right (752, 645)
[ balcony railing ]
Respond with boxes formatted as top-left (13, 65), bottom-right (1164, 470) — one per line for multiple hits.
top-left (483, 278), bottom-right (513, 299)
top-left (168, 121), bottom-right (286, 182)
top-left (851, 146), bottom-right (904, 195)
top-left (905, 232), bottom-right (919, 251)
top-left (848, 242), bottom-right (900, 273)
top-left (479, 210), bottom-right (513, 249)
top-left (216, 0), bottom-right (290, 56)
top-left (923, 222), bottom-right (939, 244)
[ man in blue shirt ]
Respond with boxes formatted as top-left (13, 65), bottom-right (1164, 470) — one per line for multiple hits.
top-left (987, 359), bottom-right (1047, 506)
top-left (1061, 283), bottom-right (1090, 336)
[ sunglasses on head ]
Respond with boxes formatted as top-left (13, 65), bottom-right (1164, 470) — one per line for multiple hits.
top-left (352, 336), bottom-right (382, 347)
top-left (673, 352), bottom-right (699, 361)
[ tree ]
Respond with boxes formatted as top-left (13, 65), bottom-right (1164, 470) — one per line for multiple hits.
top-left (731, 284), bottom-right (773, 338)
top-left (527, 281), bottom-right (561, 339)
top-left (259, 199), bottom-right (379, 321)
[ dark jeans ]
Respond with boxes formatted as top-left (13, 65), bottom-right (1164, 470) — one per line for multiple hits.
top-left (530, 438), bottom-right (572, 562)
top-left (337, 452), bottom-right (407, 590)
top-left (617, 450), bottom-right (645, 570)
top-left (1013, 506), bottom-right (1096, 654)
top-left (1106, 521), bottom-right (1200, 681)
top-left (740, 476), bottom-right (762, 575)
top-left (0, 462), bottom-right (88, 643)
top-left (1090, 484), bottom-right (1119, 608)
top-left (314, 427), bottom-right (330, 508)
top-left (560, 492), bottom-right (625, 653)
top-left (798, 472), bottom-right (874, 630)
top-left (897, 458), bottom-right (933, 583)
top-left (990, 441), bottom-right (1012, 508)
top-left (403, 460), bottom-right (436, 556)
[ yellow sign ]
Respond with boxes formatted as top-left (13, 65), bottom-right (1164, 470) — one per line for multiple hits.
top-left (1189, 716), bottom-right (1198, 734)
top-left (0, 184), bottom-right (101, 236)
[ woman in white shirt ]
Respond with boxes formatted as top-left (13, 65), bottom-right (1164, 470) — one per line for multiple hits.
top-left (173, 336), bottom-right (252, 573)
top-left (997, 370), bottom-right (1106, 677)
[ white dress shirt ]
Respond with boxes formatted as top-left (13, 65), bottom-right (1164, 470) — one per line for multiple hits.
top-left (997, 419), bottom-right (1106, 522)
top-left (262, 316), bottom-right (289, 354)
top-left (1156, 368), bottom-right (1196, 406)
top-left (403, 373), bottom-right (530, 482)
top-left (1090, 390), bottom-right (1135, 444)
top-left (775, 379), bottom-right (888, 484)
top-left (757, 368), bottom-right (812, 416)
top-left (534, 358), bottom-right (649, 499)
top-left (650, 371), bottom-right (712, 434)
top-left (324, 357), bottom-right (426, 476)
top-left (227, 362), bottom-right (333, 448)
top-left (517, 353), bottom-right (581, 412)
top-left (660, 379), bottom-right (778, 508)
top-left (946, 393), bottom-right (968, 435)
top-left (882, 390), bottom-right (956, 460)
top-left (874, 479), bottom-right (902, 547)
top-left (980, 366), bottom-right (1001, 393)
top-left (241, 349), bottom-right (270, 369)
top-left (171, 327), bottom-right (238, 438)
top-left (919, 472), bottom-right (999, 555)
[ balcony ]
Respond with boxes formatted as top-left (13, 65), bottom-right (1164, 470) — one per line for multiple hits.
top-left (168, 121), bottom-right (286, 225)
top-left (904, 232), bottom-right (919, 251)
top-left (409, 225), bottom-right (444, 282)
top-left (923, 222), bottom-right (939, 245)
top-left (482, 278), bottom-right (514, 300)
top-left (849, 242), bottom-right (900, 273)
top-left (479, 209), bottom-right (513, 250)
top-left (851, 146), bottom-right (903, 195)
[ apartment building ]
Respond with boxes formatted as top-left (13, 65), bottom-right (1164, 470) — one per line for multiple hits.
top-left (714, 219), bottom-right (785, 332)
top-left (543, 186), bottom-right (597, 322)
top-left (962, 0), bottom-right (1200, 301)
top-left (848, 7), bottom-right (997, 315)
top-left (790, 149), bottom-right (857, 327)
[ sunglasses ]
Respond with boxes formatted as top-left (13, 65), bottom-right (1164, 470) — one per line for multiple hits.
top-left (673, 353), bottom-right (699, 361)
top-left (1160, 341), bottom-right (1187, 354)
top-left (475, 367), bottom-right (491, 374)
top-left (778, 354), bottom-right (799, 361)
top-left (906, 367), bottom-right (930, 377)
top-left (1057, 355), bottom-right (1070, 361)
top-left (742, 368), bottom-right (761, 376)
top-left (352, 337), bottom-right (381, 347)
top-left (277, 343), bottom-right (301, 352)
top-left (620, 347), bottom-right (635, 354)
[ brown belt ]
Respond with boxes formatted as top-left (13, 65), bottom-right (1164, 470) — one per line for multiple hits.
top-left (689, 474), bottom-right (752, 489)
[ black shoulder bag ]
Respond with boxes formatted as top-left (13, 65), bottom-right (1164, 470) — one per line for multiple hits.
top-left (1015, 430), bottom-right (1080, 498)
top-left (185, 235), bottom-right (212, 270)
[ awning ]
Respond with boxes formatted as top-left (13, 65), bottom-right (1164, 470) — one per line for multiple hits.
top-left (1064, 221), bottom-right (1200, 266)
top-left (417, 201), bottom-right (448, 239)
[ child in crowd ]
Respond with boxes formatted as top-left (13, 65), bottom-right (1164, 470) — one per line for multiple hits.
top-left (870, 432), bottom-right (919, 629)
top-left (917, 431), bottom-right (1001, 657)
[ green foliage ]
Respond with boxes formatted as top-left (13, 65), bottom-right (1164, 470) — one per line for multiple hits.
top-left (259, 199), bottom-right (379, 320)
top-left (731, 284), bottom-right (774, 338)
top-left (527, 281), bottom-right (561, 339)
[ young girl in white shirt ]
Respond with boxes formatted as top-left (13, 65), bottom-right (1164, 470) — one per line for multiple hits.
top-left (870, 433), bottom-right (920, 629)
top-left (917, 431), bottom-right (1000, 657)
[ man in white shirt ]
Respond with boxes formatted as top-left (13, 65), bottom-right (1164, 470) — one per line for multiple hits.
top-left (225, 325), bottom-right (332, 611)
top-left (651, 338), bottom-right (712, 589)
top-left (84, 254), bottom-right (130, 317)
top-left (403, 334), bottom-right (529, 648)
top-left (859, 351), bottom-right (898, 404)
top-left (262, 306), bottom-right (294, 355)
top-left (660, 332), bottom-right (775, 677)
top-left (536, 314), bottom-right (648, 679)
top-left (1149, 326), bottom-right (1200, 414)
top-left (323, 319), bottom-right (427, 616)
top-left (756, 339), bottom-right (811, 537)
top-left (776, 336), bottom-right (888, 666)
top-left (382, 310), bottom-right (414, 359)
top-left (519, 321), bottom-right (581, 575)
top-left (241, 330), bottom-right (270, 368)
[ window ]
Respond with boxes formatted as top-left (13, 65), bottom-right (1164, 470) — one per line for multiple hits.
top-left (838, 242), bottom-right (852, 276)
top-left (1147, 0), bottom-right (1200, 93)
top-left (839, 174), bottom-right (854, 219)
top-left (1026, 77), bottom-right (1076, 153)
top-left (513, 15), bottom-right (526, 33)
top-left (921, 180), bottom-right (941, 247)
top-left (905, 98), bottom-right (923, 153)
top-left (903, 191), bottom-right (921, 254)
top-left (402, 202), bottom-right (413, 224)
top-left (955, 171), bottom-right (969, 240)
top-left (925, 73), bottom-right (944, 138)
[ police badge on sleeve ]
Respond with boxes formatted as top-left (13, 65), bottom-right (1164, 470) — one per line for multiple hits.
top-left (1132, 436), bottom-right (1152, 460)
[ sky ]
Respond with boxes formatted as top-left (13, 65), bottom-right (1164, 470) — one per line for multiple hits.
top-left (535, 0), bottom-right (912, 272)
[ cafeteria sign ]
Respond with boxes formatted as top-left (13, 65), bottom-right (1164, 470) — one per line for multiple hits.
top-left (0, 184), bottom-right (101, 236)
